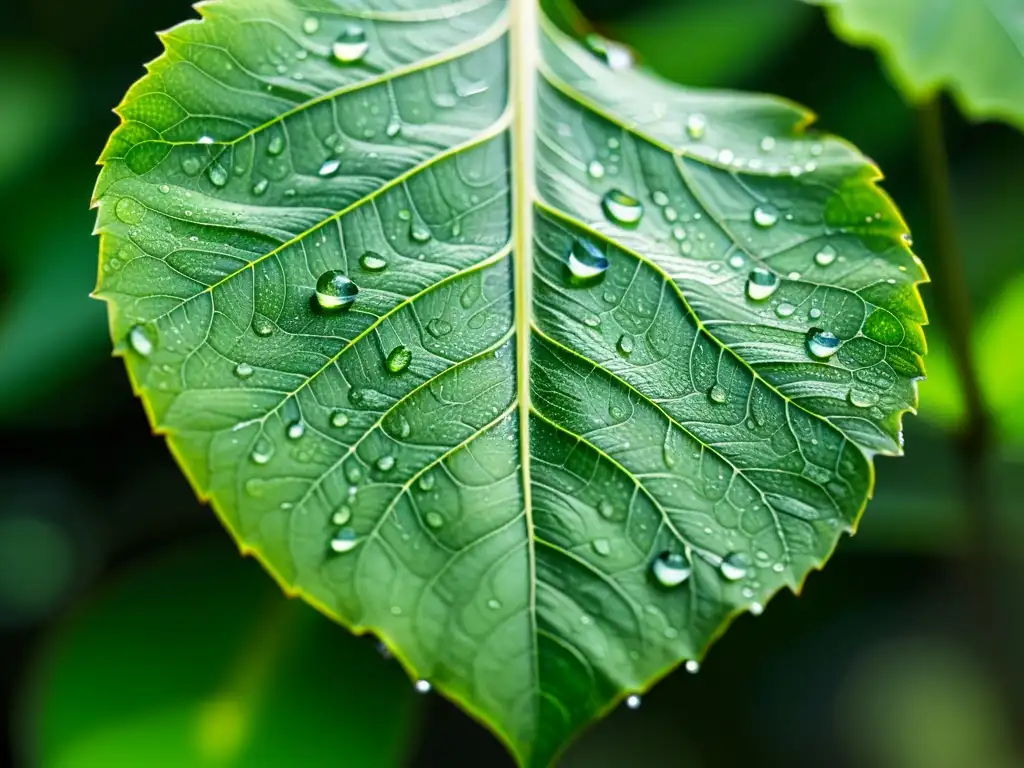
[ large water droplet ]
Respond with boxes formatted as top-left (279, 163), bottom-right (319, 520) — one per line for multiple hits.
top-left (652, 552), bottom-right (692, 587)
top-left (386, 346), bottom-right (411, 374)
top-left (567, 238), bottom-right (609, 280)
top-left (128, 325), bottom-right (154, 357)
top-left (814, 244), bottom-right (837, 266)
top-left (287, 420), bottom-right (305, 440)
top-left (330, 527), bottom-right (359, 553)
top-left (720, 552), bottom-right (749, 581)
top-left (360, 252), bottom-right (387, 272)
top-left (198, 135), bottom-right (215, 145)
top-left (617, 334), bottom-right (634, 357)
top-left (746, 267), bottom-right (780, 301)
top-left (708, 384), bottom-right (728, 404)
top-left (686, 114), bottom-right (706, 140)
top-left (319, 158), bottom-right (341, 177)
top-left (235, 362), bottom-right (254, 379)
top-left (251, 436), bottom-right (275, 465)
top-left (601, 189), bottom-right (644, 227)
top-left (332, 24), bottom-right (369, 63)
top-left (592, 538), bottom-right (612, 557)
top-left (115, 197), bottom-right (145, 225)
top-left (315, 271), bottom-right (358, 311)
top-left (330, 410), bottom-right (349, 428)
top-left (752, 205), bottom-right (780, 228)
top-left (376, 455), bottom-right (396, 472)
top-left (267, 134), bottom-right (284, 156)
top-left (806, 328), bottom-right (840, 359)
top-left (585, 34), bottom-right (633, 70)
top-left (208, 163), bottom-right (228, 187)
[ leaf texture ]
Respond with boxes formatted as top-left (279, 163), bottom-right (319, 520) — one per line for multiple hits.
top-left (93, 1), bottom-right (927, 764)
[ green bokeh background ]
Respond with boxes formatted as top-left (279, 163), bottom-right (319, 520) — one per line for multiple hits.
top-left (1, 1), bottom-right (1022, 766)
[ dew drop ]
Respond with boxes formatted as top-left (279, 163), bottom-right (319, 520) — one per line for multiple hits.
top-left (567, 238), bottom-right (609, 280)
top-left (250, 436), bottom-right (274, 465)
top-left (252, 177), bottom-right (269, 196)
top-left (746, 267), bottom-right (780, 301)
top-left (750, 602), bottom-right (764, 616)
top-left (426, 511), bottom-right (444, 529)
top-left (686, 114), bottom-right (707, 140)
top-left (617, 334), bottom-right (634, 357)
top-left (419, 474), bottom-right (436, 492)
top-left (159, 184), bottom-right (170, 194)
top-left (652, 191), bottom-right (669, 207)
top-left (330, 527), bottom-right (359, 553)
top-left (775, 302), bottom-right (796, 318)
top-left (585, 34), bottom-right (633, 70)
top-left (267, 134), bottom-right (284, 156)
top-left (708, 384), bottom-right (728, 404)
top-left (806, 328), bottom-right (840, 359)
top-left (685, 660), bottom-right (700, 674)
top-left (376, 455), bottom-right (396, 472)
top-left (728, 254), bottom-right (745, 270)
top-left (252, 315), bottom-right (274, 337)
top-left (207, 163), bottom-right (228, 187)
top-left (287, 420), bottom-right (305, 440)
top-left (332, 506), bottom-right (352, 526)
top-left (414, 679), bottom-right (432, 694)
top-left (386, 346), bottom-right (412, 374)
top-left (360, 252), bottom-right (388, 272)
top-left (198, 136), bottom-right (215, 145)
top-left (592, 538), bottom-right (612, 557)
top-left (332, 24), bottom-right (369, 63)
top-left (235, 362), bottom-right (254, 379)
top-left (319, 158), bottom-right (341, 177)
top-left (720, 552), bottom-right (749, 581)
top-left (652, 551), bottom-right (692, 587)
top-left (601, 189), bottom-right (644, 227)
top-left (427, 318), bottom-right (453, 338)
top-left (848, 389), bottom-right (880, 408)
top-left (330, 410), bottom-right (349, 428)
top-left (598, 499), bottom-right (615, 520)
top-left (487, 598), bottom-right (501, 610)
top-left (115, 197), bottom-right (145, 225)
top-left (718, 149), bottom-right (735, 164)
top-left (626, 695), bottom-right (642, 710)
top-left (587, 160), bottom-right (605, 179)
top-left (128, 325), bottom-right (154, 357)
top-left (814, 244), bottom-right (838, 266)
top-left (315, 271), bottom-right (358, 311)
top-left (752, 204), bottom-right (780, 228)
top-left (809, 307), bottom-right (822, 319)
top-left (760, 136), bottom-right (776, 152)
top-left (302, 16), bottom-right (319, 34)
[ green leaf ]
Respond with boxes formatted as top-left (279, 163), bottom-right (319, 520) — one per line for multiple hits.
top-left (27, 541), bottom-right (419, 768)
top-left (92, 2), bottom-right (927, 764)
top-left (805, 0), bottom-right (1024, 130)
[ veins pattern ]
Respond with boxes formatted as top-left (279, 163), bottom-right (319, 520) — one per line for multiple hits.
top-left (94, 1), bottom-right (926, 766)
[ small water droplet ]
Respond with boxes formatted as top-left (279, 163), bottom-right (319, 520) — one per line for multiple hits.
top-left (686, 114), bottom-right (706, 140)
top-left (708, 384), bottom-right (728, 404)
top-left (814, 244), bottom-right (837, 266)
top-left (267, 134), bottom-right (284, 156)
top-left (332, 506), bottom-right (352, 526)
top-left (252, 178), bottom-right (269, 196)
top-left (128, 325), bottom-right (154, 356)
top-left (809, 307), bottom-right (822, 319)
top-left (775, 302), bottom-right (796, 318)
top-left (115, 197), bottom-right (145, 225)
top-left (287, 420), bottom-right (305, 440)
top-left (252, 315), bottom-right (274, 337)
top-left (487, 598), bottom-right (501, 610)
top-left (773, 562), bottom-right (786, 573)
top-left (848, 389), bottom-right (880, 408)
top-left (901, 232), bottom-right (913, 247)
top-left (750, 602), bottom-right (764, 616)
top-left (427, 318), bottom-right (453, 338)
top-left (360, 252), bottom-right (388, 272)
top-left (592, 538), bottom-right (612, 557)
top-left (598, 499), bottom-right (615, 520)
top-left (601, 189), bottom-right (644, 227)
top-left (626, 695), bottom-right (642, 710)
top-left (315, 271), bottom-right (358, 311)
top-left (330, 527), bottom-right (359, 553)
top-left (617, 334), bottom-right (634, 357)
top-left (414, 679), bottom-right (432, 694)
top-left (376, 455), bottom-right (396, 472)
top-left (746, 267), bottom-right (780, 301)
top-left (425, 511), bottom-right (444, 529)
top-left (720, 552), bottom-right (749, 581)
top-left (386, 346), bottom-right (411, 374)
top-left (208, 163), bottom-right (228, 187)
top-left (419, 474), bottom-right (436, 492)
top-left (235, 362), bottom-right (254, 379)
top-left (652, 552), bottom-right (692, 587)
top-left (752, 204), bottom-right (780, 228)
top-left (198, 136), bottom-right (215, 145)
top-left (806, 328), bottom-right (840, 359)
top-left (718, 149), bottom-right (735, 164)
top-left (302, 16), bottom-right (319, 34)
top-left (585, 34), bottom-right (633, 70)
top-left (760, 136), bottom-right (776, 152)
top-left (319, 158), bottom-right (341, 176)
top-left (159, 184), bottom-right (170, 194)
top-left (330, 410), bottom-right (349, 428)
top-left (587, 160), bottom-right (605, 179)
top-left (728, 254), bottom-right (745, 270)
top-left (332, 24), bottom-right (369, 63)
top-left (652, 191), bottom-right (669, 207)
top-left (410, 219), bottom-right (432, 243)
top-left (251, 436), bottom-right (274, 465)
top-left (685, 660), bottom-right (700, 674)
top-left (567, 238), bottom-right (609, 280)
top-left (385, 118), bottom-right (402, 138)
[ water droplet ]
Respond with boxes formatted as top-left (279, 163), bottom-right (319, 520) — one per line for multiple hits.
top-left (652, 191), bottom-right (669, 207)
top-left (806, 328), bottom-right (840, 359)
top-left (198, 136), bottom-right (215, 145)
top-left (598, 499), bottom-right (615, 520)
top-left (330, 527), bottom-right (359, 553)
top-left (360, 252), bottom-right (387, 272)
top-left (427, 318), bottom-right (453, 338)
top-left (302, 16), bottom-right (319, 34)
top-left (587, 160), bottom-right (605, 179)
top-left (252, 177), bottom-right (269, 196)
top-left (267, 134), bottom-right (284, 156)
top-left (814, 244), bottom-right (837, 266)
top-left (319, 158), bottom-right (341, 177)
top-left (728, 254), bottom-right (745, 270)
top-left (235, 362), bottom-right (254, 379)
top-left (775, 302), bottom-right (796, 318)
top-left (592, 538), bottom-right (612, 557)
top-left (617, 334), bottom-right (634, 357)
top-left (487, 598), bottom-right (501, 610)
top-left (708, 384), bottom-right (728, 404)
top-left (287, 420), bottom-right (305, 440)
top-left (746, 267), bottom-right (780, 301)
top-left (425, 511), bottom-right (444, 529)
top-left (325, 413), bottom-right (348, 432)
top-left (252, 315), bottom-right (274, 337)
top-left (750, 602), bottom-right (764, 616)
top-left (376, 455), bottom-right (396, 472)
top-left (901, 232), bottom-right (913, 247)
top-left (567, 238), bottom-right (609, 280)
top-left (414, 679), bottom-right (432, 694)
top-left (848, 389), bottom-right (880, 408)
top-left (385, 118), bottom-right (402, 138)
top-left (718, 149), bottom-right (735, 165)
top-left (773, 562), bottom-right (786, 573)
top-left (760, 136), bottom-right (776, 152)
top-left (585, 34), bottom-right (633, 70)
top-left (752, 204), bottom-right (779, 228)
top-left (251, 436), bottom-right (274, 465)
top-left (208, 163), bottom-right (228, 187)
top-left (601, 189), bottom-right (644, 227)
top-left (652, 552), bottom-right (692, 587)
top-left (685, 660), bottom-right (700, 674)
top-left (386, 346), bottom-right (411, 374)
top-left (410, 218), bottom-right (432, 242)
top-left (686, 114), bottom-right (706, 140)
top-left (128, 325), bottom-right (154, 356)
top-left (460, 283), bottom-right (481, 308)
top-left (332, 24), bottom-right (369, 63)
top-left (720, 552), bottom-right (749, 581)
top-left (332, 506), bottom-right (352, 526)
top-left (626, 695), bottom-right (642, 710)
top-left (115, 197), bottom-right (145, 225)
top-left (419, 474), bottom-right (435, 492)
top-left (809, 307), bottom-right (822, 319)
top-left (315, 271), bottom-right (358, 311)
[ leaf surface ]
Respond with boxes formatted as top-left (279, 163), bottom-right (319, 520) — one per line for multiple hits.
top-left (93, 1), bottom-right (927, 764)
top-left (806, 0), bottom-right (1024, 130)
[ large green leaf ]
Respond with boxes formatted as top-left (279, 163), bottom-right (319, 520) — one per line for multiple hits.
top-left (92, 1), bottom-right (927, 764)
top-left (805, 0), bottom-right (1024, 130)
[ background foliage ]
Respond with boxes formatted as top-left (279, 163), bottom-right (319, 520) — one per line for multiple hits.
top-left (1, 0), bottom-right (1022, 765)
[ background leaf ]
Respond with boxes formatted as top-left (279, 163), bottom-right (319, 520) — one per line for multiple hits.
top-left (805, 0), bottom-right (1024, 131)
top-left (25, 540), bottom-right (419, 768)
top-left (92, 1), bottom-right (926, 764)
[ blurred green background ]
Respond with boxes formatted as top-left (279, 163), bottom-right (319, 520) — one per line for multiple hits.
top-left (2, 1), bottom-right (1023, 766)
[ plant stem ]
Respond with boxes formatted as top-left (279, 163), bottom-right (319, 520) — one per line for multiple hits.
top-left (917, 97), bottom-right (1021, 744)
